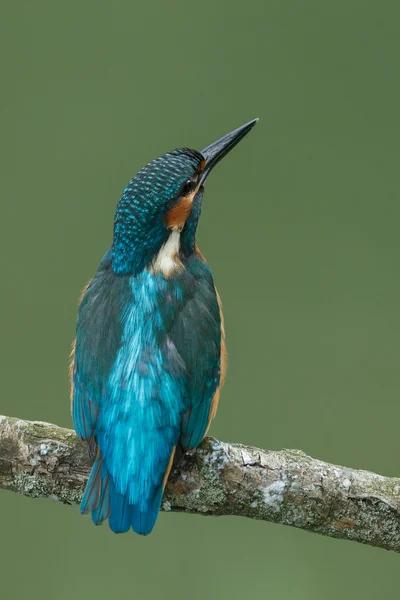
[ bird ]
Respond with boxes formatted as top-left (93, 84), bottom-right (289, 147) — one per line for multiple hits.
top-left (70, 118), bottom-right (258, 535)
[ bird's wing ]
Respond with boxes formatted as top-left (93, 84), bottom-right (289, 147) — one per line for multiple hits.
top-left (70, 251), bottom-right (127, 449)
top-left (180, 286), bottom-right (227, 449)
top-left (159, 252), bottom-right (225, 450)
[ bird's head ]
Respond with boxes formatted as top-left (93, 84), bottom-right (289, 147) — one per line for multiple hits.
top-left (112, 119), bottom-right (258, 276)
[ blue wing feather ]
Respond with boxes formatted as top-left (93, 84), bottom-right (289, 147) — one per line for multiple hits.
top-left (163, 255), bottom-right (221, 450)
top-left (72, 380), bottom-right (99, 440)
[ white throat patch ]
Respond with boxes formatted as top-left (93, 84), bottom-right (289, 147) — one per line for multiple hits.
top-left (150, 229), bottom-right (183, 277)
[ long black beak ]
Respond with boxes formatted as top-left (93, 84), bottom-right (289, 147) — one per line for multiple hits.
top-left (199, 118), bottom-right (258, 186)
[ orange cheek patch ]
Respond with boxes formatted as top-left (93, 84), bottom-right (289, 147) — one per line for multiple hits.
top-left (166, 160), bottom-right (206, 229)
top-left (166, 195), bottom-right (193, 229)
top-left (166, 179), bottom-right (202, 230)
top-left (166, 161), bottom-right (206, 230)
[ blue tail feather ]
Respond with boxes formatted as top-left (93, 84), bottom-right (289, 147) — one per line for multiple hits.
top-left (131, 486), bottom-right (164, 536)
top-left (81, 453), bottom-right (165, 535)
top-left (108, 478), bottom-right (133, 533)
top-left (92, 468), bottom-right (111, 525)
top-left (80, 456), bottom-right (102, 514)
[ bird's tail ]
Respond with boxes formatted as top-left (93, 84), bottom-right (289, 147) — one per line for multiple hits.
top-left (80, 454), bottom-right (163, 535)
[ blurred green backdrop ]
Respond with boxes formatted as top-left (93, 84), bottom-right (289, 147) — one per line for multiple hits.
top-left (1, 1), bottom-right (400, 598)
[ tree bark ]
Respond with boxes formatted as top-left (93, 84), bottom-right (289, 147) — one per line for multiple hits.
top-left (1, 414), bottom-right (399, 552)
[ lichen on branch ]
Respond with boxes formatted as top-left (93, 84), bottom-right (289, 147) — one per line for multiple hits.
top-left (1, 414), bottom-right (400, 552)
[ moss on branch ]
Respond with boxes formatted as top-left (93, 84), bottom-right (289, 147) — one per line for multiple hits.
top-left (1, 415), bottom-right (400, 552)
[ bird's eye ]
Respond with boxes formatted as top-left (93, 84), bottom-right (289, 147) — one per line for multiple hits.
top-left (181, 179), bottom-right (193, 196)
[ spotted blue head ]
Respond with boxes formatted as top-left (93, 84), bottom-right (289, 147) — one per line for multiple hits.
top-left (112, 119), bottom-right (258, 275)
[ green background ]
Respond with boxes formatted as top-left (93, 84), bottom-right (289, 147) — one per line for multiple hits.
top-left (1, 1), bottom-right (399, 598)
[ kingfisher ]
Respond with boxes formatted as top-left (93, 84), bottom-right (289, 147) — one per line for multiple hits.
top-left (70, 119), bottom-right (258, 535)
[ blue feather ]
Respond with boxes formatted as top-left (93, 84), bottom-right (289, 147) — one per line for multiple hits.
top-left (72, 243), bottom-right (221, 534)
top-left (108, 478), bottom-right (133, 534)
top-left (72, 382), bottom-right (98, 440)
top-left (95, 271), bottom-right (184, 512)
top-left (80, 455), bottom-right (102, 514)
top-left (131, 486), bottom-right (164, 536)
top-left (181, 400), bottom-right (213, 449)
top-left (91, 459), bottom-right (111, 525)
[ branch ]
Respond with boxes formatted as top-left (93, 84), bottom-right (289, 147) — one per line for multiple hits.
top-left (1, 415), bottom-right (399, 552)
